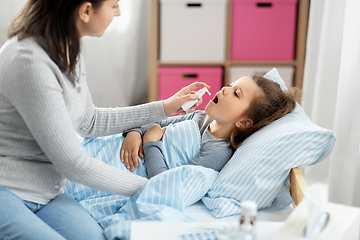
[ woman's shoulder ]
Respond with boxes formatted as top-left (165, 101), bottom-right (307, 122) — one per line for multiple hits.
top-left (5, 37), bottom-right (50, 61)
top-left (2, 37), bottom-right (37, 52)
top-left (0, 37), bottom-right (64, 92)
top-left (3, 37), bottom-right (60, 71)
top-left (1, 37), bottom-right (60, 73)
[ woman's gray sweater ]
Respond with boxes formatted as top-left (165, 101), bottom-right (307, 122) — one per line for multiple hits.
top-left (0, 37), bottom-right (166, 204)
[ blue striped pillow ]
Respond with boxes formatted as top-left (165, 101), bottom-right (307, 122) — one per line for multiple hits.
top-left (202, 68), bottom-right (336, 218)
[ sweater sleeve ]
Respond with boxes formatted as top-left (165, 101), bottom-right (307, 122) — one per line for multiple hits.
top-left (121, 111), bottom-right (201, 138)
top-left (78, 95), bottom-right (167, 138)
top-left (143, 141), bottom-right (168, 178)
top-left (1, 48), bottom-right (150, 197)
top-left (75, 54), bottom-right (167, 138)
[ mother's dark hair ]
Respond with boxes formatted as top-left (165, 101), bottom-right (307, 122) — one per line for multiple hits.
top-left (7, 0), bottom-right (106, 77)
top-left (230, 72), bottom-right (302, 149)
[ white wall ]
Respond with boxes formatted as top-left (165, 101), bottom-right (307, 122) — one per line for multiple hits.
top-left (81, 0), bottom-right (149, 107)
top-left (0, 0), bottom-right (27, 46)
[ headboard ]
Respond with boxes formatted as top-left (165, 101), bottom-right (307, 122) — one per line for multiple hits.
top-left (290, 167), bottom-right (307, 207)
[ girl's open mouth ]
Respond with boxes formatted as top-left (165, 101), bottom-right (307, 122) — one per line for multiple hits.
top-left (212, 94), bottom-right (219, 104)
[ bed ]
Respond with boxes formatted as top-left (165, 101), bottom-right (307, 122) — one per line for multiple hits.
top-left (129, 169), bottom-right (306, 240)
top-left (64, 69), bottom-right (335, 240)
top-left (185, 167), bottom-right (306, 222)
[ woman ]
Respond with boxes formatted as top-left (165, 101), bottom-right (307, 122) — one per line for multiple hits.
top-left (0, 0), bottom-right (208, 239)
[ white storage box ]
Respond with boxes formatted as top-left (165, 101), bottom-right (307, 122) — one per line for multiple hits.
top-left (229, 66), bottom-right (295, 89)
top-left (160, 0), bottom-right (227, 62)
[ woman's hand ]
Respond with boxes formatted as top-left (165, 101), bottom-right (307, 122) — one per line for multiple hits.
top-left (120, 131), bottom-right (144, 171)
top-left (162, 82), bottom-right (210, 116)
top-left (143, 124), bottom-right (167, 144)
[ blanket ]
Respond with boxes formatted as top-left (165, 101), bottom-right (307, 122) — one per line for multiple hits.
top-left (64, 120), bottom-right (218, 240)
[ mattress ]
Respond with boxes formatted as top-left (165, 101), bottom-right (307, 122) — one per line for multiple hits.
top-left (184, 200), bottom-right (293, 222)
top-left (130, 201), bottom-right (291, 240)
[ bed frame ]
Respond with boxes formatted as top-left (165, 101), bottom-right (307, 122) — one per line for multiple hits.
top-left (289, 167), bottom-right (307, 207)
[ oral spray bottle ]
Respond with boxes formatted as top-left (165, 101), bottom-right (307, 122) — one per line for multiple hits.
top-left (181, 87), bottom-right (211, 111)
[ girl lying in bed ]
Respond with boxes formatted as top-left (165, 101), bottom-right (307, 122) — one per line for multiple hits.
top-left (121, 72), bottom-right (301, 178)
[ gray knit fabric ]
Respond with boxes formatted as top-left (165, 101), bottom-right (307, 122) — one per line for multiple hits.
top-left (0, 37), bottom-right (167, 204)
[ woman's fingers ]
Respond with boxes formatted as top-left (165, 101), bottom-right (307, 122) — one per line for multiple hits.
top-left (182, 82), bottom-right (210, 94)
top-left (162, 82), bottom-right (210, 116)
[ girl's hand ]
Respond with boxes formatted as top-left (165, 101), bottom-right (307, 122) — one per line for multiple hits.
top-left (143, 124), bottom-right (167, 144)
top-left (162, 82), bottom-right (210, 116)
top-left (120, 131), bottom-right (144, 171)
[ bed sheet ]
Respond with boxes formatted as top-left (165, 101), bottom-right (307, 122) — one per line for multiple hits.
top-left (184, 200), bottom-right (293, 223)
top-left (130, 221), bottom-right (285, 240)
top-left (128, 202), bottom-right (291, 240)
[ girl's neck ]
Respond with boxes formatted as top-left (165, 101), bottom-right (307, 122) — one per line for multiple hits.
top-left (208, 120), bottom-right (233, 139)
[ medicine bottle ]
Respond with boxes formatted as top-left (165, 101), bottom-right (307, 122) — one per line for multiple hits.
top-left (231, 200), bottom-right (257, 240)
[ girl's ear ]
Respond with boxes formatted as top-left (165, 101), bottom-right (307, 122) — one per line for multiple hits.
top-left (78, 2), bottom-right (93, 23)
top-left (236, 119), bottom-right (253, 129)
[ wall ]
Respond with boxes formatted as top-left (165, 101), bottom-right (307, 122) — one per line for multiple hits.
top-left (0, 0), bottom-right (27, 46)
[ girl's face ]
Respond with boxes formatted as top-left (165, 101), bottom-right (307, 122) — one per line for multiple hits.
top-left (78, 0), bottom-right (121, 37)
top-left (205, 76), bottom-right (263, 127)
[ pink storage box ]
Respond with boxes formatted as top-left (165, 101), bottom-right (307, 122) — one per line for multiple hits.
top-left (158, 67), bottom-right (223, 110)
top-left (231, 0), bottom-right (298, 60)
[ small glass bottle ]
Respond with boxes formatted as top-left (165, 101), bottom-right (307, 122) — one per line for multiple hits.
top-left (239, 200), bottom-right (257, 239)
top-left (229, 200), bottom-right (257, 240)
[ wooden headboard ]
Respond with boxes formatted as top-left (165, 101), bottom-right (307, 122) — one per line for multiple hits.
top-left (289, 167), bottom-right (307, 207)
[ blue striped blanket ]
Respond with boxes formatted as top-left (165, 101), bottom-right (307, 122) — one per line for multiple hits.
top-left (64, 120), bottom-right (218, 240)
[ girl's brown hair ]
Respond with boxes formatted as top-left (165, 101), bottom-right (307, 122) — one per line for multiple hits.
top-left (230, 72), bottom-right (302, 149)
top-left (7, 0), bottom-right (106, 78)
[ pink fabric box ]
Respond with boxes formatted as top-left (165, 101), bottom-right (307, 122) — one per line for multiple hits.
top-left (231, 0), bottom-right (298, 60)
top-left (158, 67), bottom-right (223, 110)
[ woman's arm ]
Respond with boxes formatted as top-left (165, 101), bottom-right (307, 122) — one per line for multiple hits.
top-left (2, 52), bottom-right (147, 197)
top-left (122, 111), bottom-right (202, 137)
top-left (78, 73), bottom-right (209, 138)
top-left (77, 94), bottom-right (167, 138)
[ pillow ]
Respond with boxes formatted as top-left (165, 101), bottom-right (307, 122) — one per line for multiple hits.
top-left (202, 68), bottom-right (336, 218)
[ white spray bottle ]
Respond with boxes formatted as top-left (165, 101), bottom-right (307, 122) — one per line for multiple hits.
top-left (181, 87), bottom-right (211, 112)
